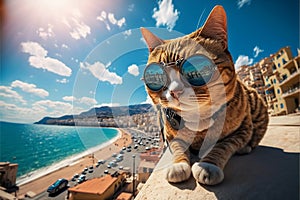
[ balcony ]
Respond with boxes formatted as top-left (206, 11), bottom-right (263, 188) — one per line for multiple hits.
top-left (282, 59), bottom-right (295, 70)
top-left (282, 86), bottom-right (300, 99)
top-left (279, 70), bottom-right (300, 87)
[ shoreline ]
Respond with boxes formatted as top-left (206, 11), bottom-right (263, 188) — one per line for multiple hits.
top-left (16, 128), bottom-right (121, 186)
top-left (18, 128), bottom-right (132, 197)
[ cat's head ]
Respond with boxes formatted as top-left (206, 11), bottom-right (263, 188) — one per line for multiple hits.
top-left (141, 5), bottom-right (236, 121)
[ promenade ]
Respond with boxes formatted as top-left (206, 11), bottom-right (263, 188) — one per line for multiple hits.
top-left (136, 114), bottom-right (300, 200)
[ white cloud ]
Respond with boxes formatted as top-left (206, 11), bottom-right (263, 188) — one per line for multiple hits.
top-left (20, 41), bottom-right (72, 77)
top-left (94, 102), bottom-right (120, 108)
top-left (37, 24), bottom-right (54, 40)
top-left (0, 99), bottom-right (84, 123)
top-left (128, 4), bottom-right (135, 12)
top-left (61, 44), bottom-right (69, 49)
top-left (56, 78), bottom-right (69, 84)
top-left (63, 96), bottom-right (75, 102)
top-left (80, 62), bottom-right (122, 85)
top-left (141, 95), bottom-right (154, 105)
top-left (152, 0), bottom-right (179, 30)
top-left (63, 9), bottom-right (91, 40)
top-left (11, 80), bottom-right (49, 98)
top-left (0, 101), bottom-right (35, 123)
top-left (108, 13), bottom-right (117, 25)
top-left (0, 86), bottom-right (26, 104)
top-left (253, 46), bottom-right (264, 58)
top-left (78, 97), bottom-right (97, 105)
top-left (97, 11), bottom-right (126, 31)
top-left (237, 0), bottom-right (251, 9)
top-left (128, 64), bottom-right (139, 76)
top-left (33, 100), bottom-right (73, 112)
top-left (123, 30), bottom-right (132, 38)
top-left (20, 41), bottom-right (47, 57)
top-left (140, 37), bottom-right (147, 46)
top-left (234, 55), bottom-right (254, 69)
top-left (63, 96), bottom-right (97, 106)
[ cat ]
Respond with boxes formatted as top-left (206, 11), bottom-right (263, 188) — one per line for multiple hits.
top-left (140, 5), bottom-right (269, 185)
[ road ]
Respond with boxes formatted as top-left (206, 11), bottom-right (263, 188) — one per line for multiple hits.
top-left (28, 129), bottom-right (161, 200)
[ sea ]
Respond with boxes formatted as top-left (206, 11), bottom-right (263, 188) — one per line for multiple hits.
top-left (0, 121), bottom-right (119, 180)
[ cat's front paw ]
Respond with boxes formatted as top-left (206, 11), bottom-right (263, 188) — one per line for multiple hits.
top-left (192, 162), bottom-right (224, 185)
top-left (236, 145), bottom-right (252, 155)
top-left (165, 162), bottom-right (191, 183)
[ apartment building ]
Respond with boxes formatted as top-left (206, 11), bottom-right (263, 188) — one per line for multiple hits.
top-left (237, 64), bottom-right (265, 100)
top-left (263, 47), bottom-right (299, 115)
top-left (0, 162), bottom-right (18, 189)
top-left (237, 46), bottom-right (300, 116)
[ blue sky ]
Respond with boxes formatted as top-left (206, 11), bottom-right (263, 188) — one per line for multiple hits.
top-left (1, 0), bottom-right (299, 123)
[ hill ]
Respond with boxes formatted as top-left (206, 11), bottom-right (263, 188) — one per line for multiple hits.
top-left (34, 104), bottom-right (154, 126)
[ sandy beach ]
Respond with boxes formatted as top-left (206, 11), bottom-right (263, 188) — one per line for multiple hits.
top-left (17, 128), bottom-right (132, 198)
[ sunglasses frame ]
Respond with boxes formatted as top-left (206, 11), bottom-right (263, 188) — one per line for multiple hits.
top-left (143, 54), bottom-right (218, 92)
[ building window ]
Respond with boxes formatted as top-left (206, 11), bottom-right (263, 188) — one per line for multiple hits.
top-left (280, 103), bottom-right (284, 109)
top-left (282, 58), bottom-right (287, 65)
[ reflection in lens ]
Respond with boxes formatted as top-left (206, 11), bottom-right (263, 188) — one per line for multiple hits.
top-left (181, 55), bottom-right (215, 86)
top-left (144, 64), bottom-right (167, 91)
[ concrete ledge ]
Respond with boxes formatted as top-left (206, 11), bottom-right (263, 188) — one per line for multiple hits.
top-left (136, 115), bottom-right (300, 200)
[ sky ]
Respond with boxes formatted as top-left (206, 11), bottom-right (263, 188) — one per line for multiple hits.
top-left (1, 0), bottom-right (299, 123)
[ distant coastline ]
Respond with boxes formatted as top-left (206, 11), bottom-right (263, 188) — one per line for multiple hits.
top-left (34, 103), bottom-right (154, 127)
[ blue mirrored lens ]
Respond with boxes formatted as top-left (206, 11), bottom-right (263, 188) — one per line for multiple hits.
top-left (144, 64), bottom-right (167, 91)
top-left (181, 55), bottom-right (215, 86)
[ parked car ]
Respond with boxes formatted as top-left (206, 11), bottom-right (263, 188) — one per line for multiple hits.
top-left (77, 175), bottom-right (86, 183)
top-left (104, 169), bottom-right (109, 174)
top-left (98, 159), bottom-right (105, 164)
top-left (71, 174), bottom-right (79, 181)
top-left (116, 157), bottom-right (123, 162)
top-left (47, 178), bottom-right (68, 194)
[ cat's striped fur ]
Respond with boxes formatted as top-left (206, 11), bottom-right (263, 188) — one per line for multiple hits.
top-left (141, 5), bottom-right (269, 185)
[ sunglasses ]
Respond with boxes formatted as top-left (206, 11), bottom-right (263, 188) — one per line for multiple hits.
top-left (143, 54), bottom-right (218, 92)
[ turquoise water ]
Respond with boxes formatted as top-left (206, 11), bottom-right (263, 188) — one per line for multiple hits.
top-left (0, 121), bottom-right (118, 177)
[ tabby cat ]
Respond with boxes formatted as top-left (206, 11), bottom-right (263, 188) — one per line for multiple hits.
top-left (141, 5), bottom-right (269, 185)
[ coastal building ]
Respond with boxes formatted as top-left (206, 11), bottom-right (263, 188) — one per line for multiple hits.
top-left (138, 148), bottom-right (163, 183)
top-left (237, 46), bottom-right (300, 116)
top-left (0, 162), bottom-right (18, 189)
top-left (68, 172), bottom-right (126, 200)
top-left (263, 47), bottom-right (300, 115)
top-left (236, 64), bottom-right (266, 101)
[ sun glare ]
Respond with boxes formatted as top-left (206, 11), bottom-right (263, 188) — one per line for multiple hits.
top-left (27, 0), bottom-right (75, 20)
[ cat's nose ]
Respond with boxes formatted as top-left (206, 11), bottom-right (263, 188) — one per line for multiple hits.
top-left (170, 90), bottom-right (183, 100)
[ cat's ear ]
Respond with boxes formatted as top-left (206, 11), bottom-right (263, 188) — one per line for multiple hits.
top-left (141, 27), bottom-right (164, 52)
top-left (198, 5), bottom-right (228, 50)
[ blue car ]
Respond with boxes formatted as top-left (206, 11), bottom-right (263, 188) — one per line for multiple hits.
top-left (47, 178), bottom-right (68, 194)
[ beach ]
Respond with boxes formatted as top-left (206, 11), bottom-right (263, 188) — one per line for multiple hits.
top-left (17, 128), bottom-right (132, 198)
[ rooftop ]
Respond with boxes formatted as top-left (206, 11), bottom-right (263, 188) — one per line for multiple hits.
top-left (116, 192), bottom-right (133, 200)
top-left (68, 175), bottom-right (117, 195)
top-left (136, 115), bottom-right (300, 200)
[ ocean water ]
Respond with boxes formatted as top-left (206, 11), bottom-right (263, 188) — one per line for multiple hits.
top-left (0, 121), bottom-right (118, 178)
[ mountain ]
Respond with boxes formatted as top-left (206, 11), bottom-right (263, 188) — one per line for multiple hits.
top-left (35, 104), bottom-right (154, 126)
